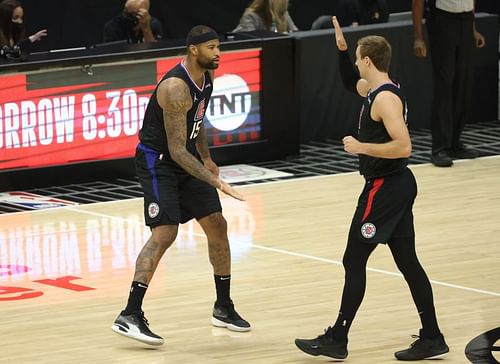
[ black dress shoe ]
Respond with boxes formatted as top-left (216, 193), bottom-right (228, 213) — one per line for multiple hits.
top-left (450, 145), bottom-right (479, 159)
top-left (430, 150), bottom-right (453, 167)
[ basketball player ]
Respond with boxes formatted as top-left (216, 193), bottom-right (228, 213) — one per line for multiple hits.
top-left (111, 25), bottom-right (250, 346)
top-left (294, 17), bottom-right (449, 361)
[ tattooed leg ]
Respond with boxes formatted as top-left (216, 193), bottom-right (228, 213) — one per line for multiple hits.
top-left (134, 225), bottom-right (178, 284)
top-left (198, 212), bottom-right (231, 275)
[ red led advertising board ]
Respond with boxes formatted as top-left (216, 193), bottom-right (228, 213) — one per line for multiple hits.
top-left (0, 49), bottom-right (261, 171)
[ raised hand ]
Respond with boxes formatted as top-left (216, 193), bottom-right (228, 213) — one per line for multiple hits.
top-left (331, 16), bottom-right (348, 51)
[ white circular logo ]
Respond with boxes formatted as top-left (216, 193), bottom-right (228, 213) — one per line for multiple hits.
top-left (206, 74), bottom-right (251, 131)
top-left (361, 223), bottom-right (376, 239)
top-left (148, 202), bottom-right (160, 218)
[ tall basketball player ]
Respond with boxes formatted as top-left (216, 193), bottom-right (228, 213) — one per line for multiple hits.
top-left (111, 25), bottom-right (251, 346)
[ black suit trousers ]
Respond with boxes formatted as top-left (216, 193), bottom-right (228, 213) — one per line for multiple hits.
top-left (427, 9), bottom-right (475, 153)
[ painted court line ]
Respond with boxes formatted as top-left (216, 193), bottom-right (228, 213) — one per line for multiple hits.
top-left (241, 242), bottom-right (500, 298)
top-left (66, 206), bottom-right (500, 298)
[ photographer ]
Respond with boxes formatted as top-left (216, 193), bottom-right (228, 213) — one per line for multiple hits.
top-left (103, 0), bottom-right (163, 44)
top-left (0, 0), bottom-right (47, 57)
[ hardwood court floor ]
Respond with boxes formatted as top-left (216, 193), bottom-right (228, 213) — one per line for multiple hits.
top-left (1, 157), bottom-right (499, 364)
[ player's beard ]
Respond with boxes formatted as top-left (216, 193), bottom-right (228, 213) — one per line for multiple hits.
top-left (197, 58), bottom-right (219, 70)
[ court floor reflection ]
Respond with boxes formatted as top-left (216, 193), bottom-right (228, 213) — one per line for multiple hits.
top-left (0, 195), bottom-right (260, 293)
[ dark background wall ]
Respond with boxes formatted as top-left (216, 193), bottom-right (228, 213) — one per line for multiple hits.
top-left (20, 0), bottom-right (499, 53)
top-left (21, 0), bottom-right (416, 51)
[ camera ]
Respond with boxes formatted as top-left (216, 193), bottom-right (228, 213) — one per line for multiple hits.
top-left (0, 45), bottom-right (21, 59)
top-left (122, 11), bottom-right (138, 29)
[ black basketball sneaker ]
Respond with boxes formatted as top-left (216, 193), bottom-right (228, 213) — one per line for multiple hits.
top-left (111, 310), bottom-right (164, 346)
top-left (395, 330), bottom-right (449, 361)
top-left (211, 301), bottom-right (251, 332)
top-left (295, 327), bottom-right (348, 360)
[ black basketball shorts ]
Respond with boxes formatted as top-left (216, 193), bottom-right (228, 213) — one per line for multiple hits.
top-left (135, 143), bottom-right (222, 227)
top-left (349, 167), bottom-right (417, 244)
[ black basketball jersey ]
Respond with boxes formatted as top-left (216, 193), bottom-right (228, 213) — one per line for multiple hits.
top-left (139, 62), bottom-right (213, 160)
top-left (358, 82), bottom-right (408, 178)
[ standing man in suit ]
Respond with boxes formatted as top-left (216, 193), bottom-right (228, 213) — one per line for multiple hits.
top-left (412, 0), bottom-right (485, 167)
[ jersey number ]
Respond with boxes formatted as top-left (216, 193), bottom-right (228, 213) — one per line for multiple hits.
top-left (190, 120), bottom-right (203, 139)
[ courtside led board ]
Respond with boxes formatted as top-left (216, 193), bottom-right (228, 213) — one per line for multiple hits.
top-left (0, 49), bottom-right (261, 170)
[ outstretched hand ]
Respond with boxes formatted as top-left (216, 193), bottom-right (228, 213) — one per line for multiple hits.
top-left (203, 158), bottom-right (219, 176)
top-left (331, 16), bottom-right (347, 51)
top-left (29, 29), bottom-right (47, 43)
top-left (218, 180), bottom-right (245, 201)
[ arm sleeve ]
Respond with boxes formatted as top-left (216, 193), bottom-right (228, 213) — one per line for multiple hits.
top-left (338, 49), bottom-right (360, 94)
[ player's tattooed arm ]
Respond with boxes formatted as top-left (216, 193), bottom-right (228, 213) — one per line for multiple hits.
top-left (196, 123), bottom-right (219, 176)
top-left (196, 122), bottom-right (210, 160)
top-left (157, 78), bottom-right (221, 188)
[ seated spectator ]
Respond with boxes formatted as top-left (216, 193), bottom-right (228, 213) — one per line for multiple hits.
top-left (103, 0), bottom-right (162, 44)
top-left (0, 0), bottom-right (47, 55)
top-left (311, 0), bottom-right (389, 29)
top-left (233, 0), bottom-right (298, 33)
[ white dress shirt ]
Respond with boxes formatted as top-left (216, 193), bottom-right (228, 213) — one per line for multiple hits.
top-left (435, 0), bottom-right (474, 13)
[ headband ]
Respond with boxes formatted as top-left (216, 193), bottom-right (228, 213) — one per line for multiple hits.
top-left (186, 30), bottom-right (219, 46)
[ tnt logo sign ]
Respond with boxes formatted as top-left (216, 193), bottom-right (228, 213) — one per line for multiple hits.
top-left (206, 74), bottom-right (252, 131)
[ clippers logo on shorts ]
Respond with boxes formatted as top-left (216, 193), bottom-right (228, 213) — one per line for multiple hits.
top-left (194, 98), bottom-right (206, 121)
top-left (361, 222), bottom-right (376, 239)
top-left (148, 202), bottom-right (160, 218)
